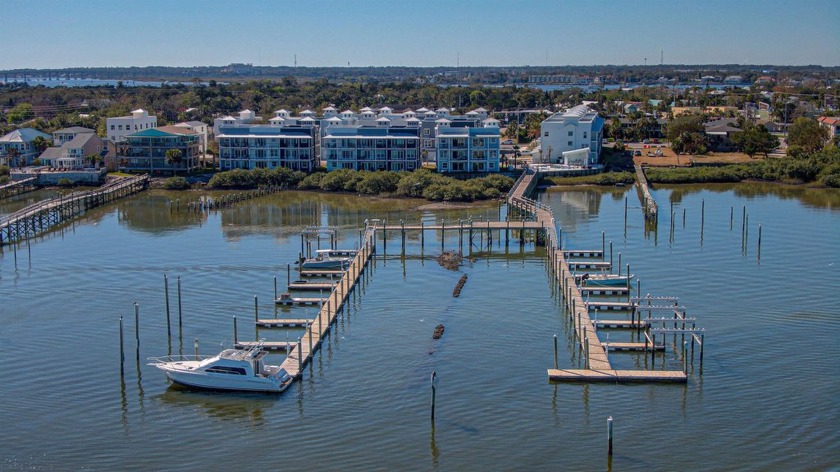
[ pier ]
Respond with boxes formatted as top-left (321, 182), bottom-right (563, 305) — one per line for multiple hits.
top-left (276, 224), bottom-right (377, 378)
top-left (505, 168), bottom-right (695, 383)
top-left (635, 165), bottom-right (658, 224)
top-left (0, 176), bottom-right (37, 199)
top-left (0, 175), bottom-right (148, 245)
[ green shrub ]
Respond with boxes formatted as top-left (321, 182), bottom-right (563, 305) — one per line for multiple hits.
top-left (163, 176), bottom-right (190, 190)
top-left (57, 178), bottom-right (74, 187)
top-left (0, 165), bottom-right (9, 176)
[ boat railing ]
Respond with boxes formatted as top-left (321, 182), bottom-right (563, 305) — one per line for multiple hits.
top-left (147, 354), bottom-right (211, 363)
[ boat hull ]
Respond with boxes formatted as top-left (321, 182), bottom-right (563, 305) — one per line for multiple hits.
top-left (581, 274), bottom-right (635, 287)
top-left (163, 369), bottom-right (292, 393)
top-left (301, 259), bottom-right (348, 270)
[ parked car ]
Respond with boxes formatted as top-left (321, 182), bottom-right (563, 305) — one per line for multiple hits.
top-left (633, 150), bottom-right (642, 156)
top-left (502, 139), bottom-right (514, 145)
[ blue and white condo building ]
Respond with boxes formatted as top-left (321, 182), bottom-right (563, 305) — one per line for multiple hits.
top-left (322, 126), bottom-right (421, 171)
top-left (217, 125), bottom-right (317, 172)
top-left (435, 124), bottom-right (501, 173)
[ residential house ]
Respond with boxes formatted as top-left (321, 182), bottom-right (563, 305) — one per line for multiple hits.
top-left (106, 109), bottom-right (157, 142)
top-left (52, 126), bottom-right (95, 146)
top-left (118, 126), bottom-right (200, 174)
top-left (38, 130), bottom-right (104, 169)
top-left (817, 117), bottom-right (840, 143)
top-left (0, 128), bottom-right (51, 166)
top-left (704, 120), bottom-right (743, 152)
top-left (216, 125), bottom-right (317, 172)
top-left (539, 105), bottom-right (604, 166)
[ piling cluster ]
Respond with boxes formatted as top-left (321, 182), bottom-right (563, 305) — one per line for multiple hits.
top-left (436, 250), bottom-right (462, 271)
top-left (432, 324), bottom-right (445, 339)
top-left (184, 185), bottom-right (285, 212)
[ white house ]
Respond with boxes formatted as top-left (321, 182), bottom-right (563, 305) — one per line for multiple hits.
top-left (539, 105), bottom-right (604, 166)
top-left (106, 109), bottom-right (157, 142)
top-left (174, 121), bottom-right (209, 155)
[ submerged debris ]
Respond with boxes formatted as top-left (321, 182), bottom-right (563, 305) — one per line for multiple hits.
top-left (436, 251), bottom-right (462, 271)
top-left (452, 274), bottom-right (468, 297)
top-left (433, 324), bottom-right (445, 339)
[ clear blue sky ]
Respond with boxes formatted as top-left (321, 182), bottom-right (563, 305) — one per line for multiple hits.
top-left (1, 0), bottom-right (838, 69)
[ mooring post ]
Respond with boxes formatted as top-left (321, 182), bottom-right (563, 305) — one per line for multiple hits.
top-left (700, 333), bottom-right (705, 366)
top-left (607, 416), bottom-right (614, 456)
top-left (177, 276), bottom-right (183, 330)
top-left (701, 199), bottom-right (705, 232)
top-left (119, 316), bottom-right (125, 376)
top-left (194, 338), bottom-right (199, 360)
top-left (297, 338), bottom-right (303, 372)
top-left (553, 334), bottom-right (558, 370)
top-left (626, 264), bottom-right (630, 287)
top-left (683, 207), bottom-right (686, 228)
top-left (757, 224), bottom-right (762, 259)
top-left (683, 341), bottom-right (688, 374)
top-left (164, 274), bottom-right (171, 339)
top-left (274, 275), bottom-right (278, 302)
top-left (421, 221), bottom-right (425, 248)
top-left (233, 315), bottom-right (238, 345)
top-left (617, 253), bottom-right (622, 276)
top-left (601, 231), bottom-right (605, 260)
top-left (287, 263), bottom-right (291, 288)
top-left (609, 241), bottom-right (613, 268)
top-left (430, 371), bottom-right (437, 422)
top-left (730, 206), bottom-right (734, 230)
top-left (624, 197), bottom-right (628, 226)
top-left (254, 295), bottom-right (258, 322)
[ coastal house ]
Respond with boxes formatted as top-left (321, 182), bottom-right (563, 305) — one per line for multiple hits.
top-left (539, 105), bottom-right (604, 166)
top-left (0, 128), bottom-right (51, 167)
top-left (174, 121), bottom-right (209, 156)
top-left (704, 120), bottom-right (743, 152)
top-left (38, 129), bottom-right (104, 169)
top-left (817, 117), bottom-right (840, 143)
top-left (216, 125), bottom-right (317, 172)
top-left (106, 109), bottom-right (157, 142)
top-left (117, 126), bottom-right (200, 174)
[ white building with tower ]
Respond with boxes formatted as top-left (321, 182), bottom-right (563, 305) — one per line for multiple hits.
top-left (106, 109), bottom-right (157, 142)
top-left (539, 105), bottom-right (604, 166)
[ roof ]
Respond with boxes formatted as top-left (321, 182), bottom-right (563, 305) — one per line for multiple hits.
top-left (38, 147), bottom-right (63, 159)
top-left (818, 116), bottom-right (840, 126)
top-left (128, 126), bottom-right (197, 138)
top-left (705, 125), bottom-right (743, 135)
top-left (54, 126), bottom-right (94, 134)
top-left (175, 121), bottom-right (206, 127)
top-left (65, 132), bottom-right (100, 148)
top-left (0, 128), bottom-right (51, 143)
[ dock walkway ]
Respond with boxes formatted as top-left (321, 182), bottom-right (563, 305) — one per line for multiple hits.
top-left (278, 225), bottom-right (377, 378)
top-left (507, 168), bottom-right (687, 383)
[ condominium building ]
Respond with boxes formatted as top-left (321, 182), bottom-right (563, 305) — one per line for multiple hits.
top-left (322, 125), bottom-right (420, 171)
top-left (118, 126), bottom-right (199, 173)
top-left (217, 125), bottom-right (316, 172)
top-left (106, 109), bottom-right (157, 142)
top-left (435, 124), bottom-right (501, 173)
top-left (212, 109), bottom-right (260, 135)
top-left (539, 105), bottom-right (604, 166)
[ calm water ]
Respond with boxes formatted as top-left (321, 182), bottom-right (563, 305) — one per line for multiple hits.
top-left (1, 186), bottom-right (838, 471)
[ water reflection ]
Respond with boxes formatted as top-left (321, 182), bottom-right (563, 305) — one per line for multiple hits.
top-left (157, 386), bottom-right (276, 428)
top-left (661, 183), bottom-right (840, 210)
top-left (118, 194), bottom-right (206, 233)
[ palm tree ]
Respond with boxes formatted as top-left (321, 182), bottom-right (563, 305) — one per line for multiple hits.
top-left (165, 149), bottom-right (183, 176)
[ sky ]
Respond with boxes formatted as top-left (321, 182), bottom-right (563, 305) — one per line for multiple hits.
top-left (1, 0), bottom-right (838, 69)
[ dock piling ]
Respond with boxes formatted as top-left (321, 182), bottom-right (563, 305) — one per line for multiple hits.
top-left (164, 274), bottom-right (171, 339)
top-left (607, 416), bottom-right (614, 456)
top-left (177, 276), bottom-right (183, 330)
top-left (430, 371), bottom-right (437, 422)
top-left (194, 338), bottom-right (199, 360)
top-left (134, 302), bottom-right (140, 361)
top-left (119, 316), bottom-right (125, 376)
top-left (254, 295), bottom-right (258, 322)
top-left (233, 315), bottom-right (238, 344)
top-left (553, 334), bottom-right (558, 370)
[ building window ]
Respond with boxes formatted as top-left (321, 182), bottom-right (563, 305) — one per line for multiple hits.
top-left (544, 131), bottom-right (549, 137)
top-left (110, 125), bottom-right (115, 130)
top-left (583, 132), bottom-right (587, 139)
top-left (568, 131), bottom-right (574, 136)
top-left (568, 141), bottom-right (573, 146)
top-left (424, 128), bottom-right (430, 135)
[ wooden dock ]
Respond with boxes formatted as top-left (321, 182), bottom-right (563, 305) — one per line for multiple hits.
top-left (581, 286), bottom-right (629, 296)
top-left (547, 369), bottom-right (686, 383)
top-left (275, 295), bottom-right (325, 306)
top-left (236, 340), bottom-right (295, 351)
top-left (0, 176), bottom-right (37, 199)
top-left (0, 175), bottom-right (148, 245)
top-left (507, 168), bottom-right (689, 383)
top-left (299, 269), bottom-right (344, 278)
top-left (278, 226), bottom-right (377, 379)
top-left (567, 261), bottom-right (612, 270)
top-left (287, 281), bottom-right (336, 291)
top-left (255, 318), bottom-right (311, 328)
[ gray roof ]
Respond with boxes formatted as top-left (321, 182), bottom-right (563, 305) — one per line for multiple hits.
top-left (66, 133), bottom-right (99, 148)
top-left (54, 126), bottom-right (95, 134)
top-left (38, 147), bottom-right (63, 159)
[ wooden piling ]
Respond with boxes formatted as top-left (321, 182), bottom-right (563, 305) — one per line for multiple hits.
top-left (233, 315), bottom-right (238, 344)
top-left (430, 371), bottom-right (437, 421)
top-left (177, 276), bottom-right (183, 330)
top-left (607, 416), bottom-right (614, 456)
top-left (553, 334), bottom-right (558, 370)
top-left (254, 295), bottom-right (259, 322)
top-left (194, 338), bottom-right (199, 360)
top-left (164, 274), bottom-right (171, 338)
top-left (119, 316), bottom-right (125, 376)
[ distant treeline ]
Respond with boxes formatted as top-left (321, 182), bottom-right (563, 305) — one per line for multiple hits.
top-left (206, 168), bottom-right (514, 202)
top-left (2, 64), bottom-right (838, 84)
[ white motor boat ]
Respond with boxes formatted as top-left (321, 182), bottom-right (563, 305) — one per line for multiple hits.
top-left (300, 249), bottom-right (352, 270)
top-left (149, 341), bottom-right (293, 393)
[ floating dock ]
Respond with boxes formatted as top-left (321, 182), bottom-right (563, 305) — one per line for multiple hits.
top-left (287, 281), bottom-right (336, 292)
top-left (547, 369), bottom-right (686, 383)
top-left (255, 318), bottom-right (311, 328)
